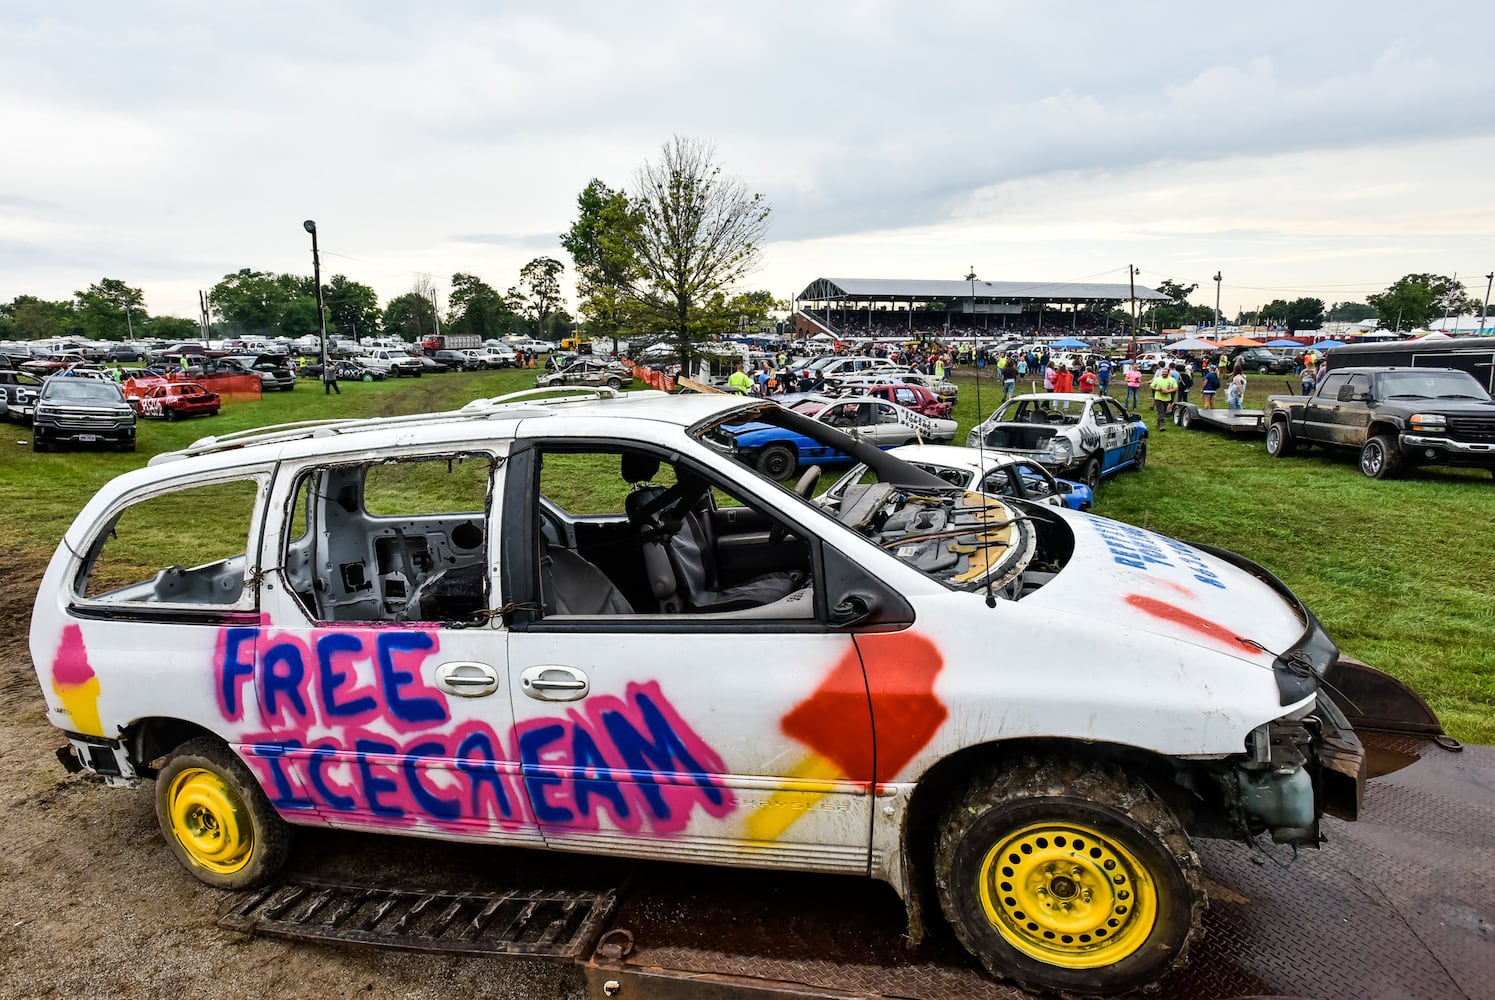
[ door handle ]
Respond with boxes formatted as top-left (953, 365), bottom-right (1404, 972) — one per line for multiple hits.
top-left (520, 665), bottom-right (591, 702)
top-left (435, 661), bottom-right (499, 697)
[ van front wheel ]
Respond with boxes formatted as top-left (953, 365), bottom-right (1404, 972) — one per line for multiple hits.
top-left (935, 759), bottom-right (1203, 996)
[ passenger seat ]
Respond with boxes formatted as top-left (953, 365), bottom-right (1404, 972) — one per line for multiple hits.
top-left (539, 541), bottom-right (633, 616)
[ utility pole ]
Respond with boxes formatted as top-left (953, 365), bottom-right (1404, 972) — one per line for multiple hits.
top-left (1481, 272), bottom-right (1493, 334)
top-left (1127, 265), bottom-right (1139, 359)
top-left (198, 290), bottom-right (212, 344)
top-left (1212, 271), bottom-right (1222, 335)
top-left (303, 220), bottom-right (331, 391)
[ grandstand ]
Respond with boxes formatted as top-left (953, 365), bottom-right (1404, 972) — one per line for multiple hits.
top-left (794, 277), bottom-right (1170, 340)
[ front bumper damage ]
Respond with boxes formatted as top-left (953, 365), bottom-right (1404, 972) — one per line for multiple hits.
top-left (1196, 543), bottom-right (1458, 845)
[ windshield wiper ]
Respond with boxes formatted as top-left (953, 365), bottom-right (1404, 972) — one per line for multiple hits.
top-left (1436, 393), bottom-right (1487, 400)
top-left (1384, 393), bottom-right (1429, 399)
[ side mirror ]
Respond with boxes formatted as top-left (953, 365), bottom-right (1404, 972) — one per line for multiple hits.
top-left (1337, 384), bottom-right (1355, 402)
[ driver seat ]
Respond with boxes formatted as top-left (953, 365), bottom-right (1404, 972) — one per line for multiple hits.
top-left (621, 453), bottom-right (800, 613)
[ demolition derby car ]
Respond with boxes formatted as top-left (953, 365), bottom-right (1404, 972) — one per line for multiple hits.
top-left (30, 388), bottom-right (1443, 996)
top-left (966, 393), bottom-right (1148, 488)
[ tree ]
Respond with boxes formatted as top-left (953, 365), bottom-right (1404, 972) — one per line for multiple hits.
top-left (1148, 278), bottom-right (1215, 329)
top-left (143, 316), bottom-right (201, 341)
top-left (382, 291), bottom-right (435, 340)
top-left (1367, 274), bottom-right (1476, 331)
top-left (624, 137), bottom-right (771, 369)
top-left (1283, 297), bottom-right (1326, 333)
top-left (563, 179), bottom-right (642, 352)
top-left (513, 257), bottom-right (565, 340)
top-left (448, 272), bottom-right (518, 341)
top-left (323, 275), bottom-right (380, 343)
top-left (209, 269), bottom-right (289, 335)
top-left (74, 278), bottom-right (145, 341)
top-left (1327, 301), bottom-right (1377, 323)
top-left (10, 296), bottom-right (78, 340)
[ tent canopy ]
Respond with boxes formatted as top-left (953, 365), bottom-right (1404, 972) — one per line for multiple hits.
top-left (1310, 340), bottom-right (1345, 350)
top-left (1049, 337), bottom-right (1091, 349)
top-left (1168, 337), bottom-right (1219, 351)
top-left (1265, 339), bottom-right (1302, 348)
top-left (1219, 335), bottom-right (1264, 347)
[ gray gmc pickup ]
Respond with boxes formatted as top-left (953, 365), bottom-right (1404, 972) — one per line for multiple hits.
top-left (1263, 366), bottom-right (1495, 479)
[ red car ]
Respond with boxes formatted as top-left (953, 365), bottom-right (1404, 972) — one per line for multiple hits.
top-left (859, 383), bottom-right (952, 419)
top-left (135, 381), bottom-right (220, 420)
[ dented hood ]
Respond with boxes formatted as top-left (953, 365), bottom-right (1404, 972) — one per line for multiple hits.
top-left (1029, 512), bottom-right (1307, 669)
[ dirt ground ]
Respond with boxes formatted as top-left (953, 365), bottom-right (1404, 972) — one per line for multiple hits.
top-left (0, 549), bottom-right (588, 1000)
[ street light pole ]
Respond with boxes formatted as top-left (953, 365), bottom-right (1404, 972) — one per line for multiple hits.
top-left (1127, 265), bottom-right (1139, 360)
top-left (303, 220), bottom-right (331, 392)
top-left (1212, 271), bottom-right (1222, 335)
top-left (1482, 272), bottom-right (1493, 334)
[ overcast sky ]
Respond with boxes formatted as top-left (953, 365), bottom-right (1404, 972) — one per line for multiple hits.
top-left (3, 1), bottom-right (1494, 323)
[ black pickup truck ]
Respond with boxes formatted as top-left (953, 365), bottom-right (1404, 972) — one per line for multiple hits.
top-left (1263, 366), bottom-right (1495, 479)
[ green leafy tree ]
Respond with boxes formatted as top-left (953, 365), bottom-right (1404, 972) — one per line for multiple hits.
top-left (1284, 297), bottom-right (1326, 333)
top-left (563, 179), bottom-right (643, 352)
top-left (382, 292), bottom-right (435, 340)
top-left (512, 257), bottom-right (565, 340)
top-left (1367, 274), bottom-right (1475, 331)
top-left (1327, 301), bottom-right (1377, 323)
top-left (323, 275), bottom-right (380, 343)
top-left (10, 296), bottom-right (78, 340)
top-left (209, 269), bottom-right (289, 335)
top-left (447, 273), bottom-right (518, 341)
top-left (624, 136), bottom-right (771, 370)
top-left (74, 278), bottom-right (145, 341)
top-left (143, 315), bottom-right (201, 341)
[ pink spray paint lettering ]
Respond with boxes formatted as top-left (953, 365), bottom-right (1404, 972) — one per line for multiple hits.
top-left (213, 627), bottom-right (733, 835)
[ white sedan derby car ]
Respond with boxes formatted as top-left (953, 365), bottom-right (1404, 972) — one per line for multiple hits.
top-left (966, 393), bottom-right (1149, 488)
top-left (32, 388), bottom-right (1406, 995)
top-left (824, 444), bottom-right (1093, 511)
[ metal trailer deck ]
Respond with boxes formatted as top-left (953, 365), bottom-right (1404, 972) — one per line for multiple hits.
top-left (1172, 402), bottom-right (1266, 434)
top-left (222, 733), bottom-right (1492, 1000)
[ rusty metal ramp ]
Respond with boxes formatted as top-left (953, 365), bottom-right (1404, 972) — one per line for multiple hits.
top-left (221, 879), bottom-right (617, 958)
top-left (586, 737), bottom-right (1494, 1000)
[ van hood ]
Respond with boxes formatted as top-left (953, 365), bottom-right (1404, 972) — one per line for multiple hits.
top-left (1027, 511), bottom-right (1312, 672)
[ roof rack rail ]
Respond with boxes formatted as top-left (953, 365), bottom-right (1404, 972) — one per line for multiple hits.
top-left (460, 386), bottom-right (622, 410)
top-left (147, 386), bottom-right (639, 466)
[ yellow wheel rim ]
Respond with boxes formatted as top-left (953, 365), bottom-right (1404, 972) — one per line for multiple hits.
top-left (166, 767), bottom-right (253, 875)
top-left (977, 821), bottom-right (1159, 969)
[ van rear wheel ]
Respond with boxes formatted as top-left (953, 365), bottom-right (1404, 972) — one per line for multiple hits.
top-left (155, 738), bottom-right (290, 890)
top-left (935, 759), bottom-right (1203, 996)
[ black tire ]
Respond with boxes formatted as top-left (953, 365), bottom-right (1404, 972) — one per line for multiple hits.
top-left (155, 737), bottom-right (290, 890)
top-left (1080, 456), bottom-right (1101, 491)
top-left (1132, 441), bottom-right (1147, 472)
top-left (935, 758), bottom-right (1204, 996)
top-left (1178, 407), bottom-right (1193, 430)
top-left (1359, 434), bottom-right (1403, 480)
top-left (756, 444), bottom-right (798, 480)
top-left (32, 437), bottom-right (48, 453)
top-left (165, 408), bottom-right (178, 422)
top-left (1264, 420), bottom-right (1295, 457)
top-left (1258, 365), bottom-right (1270, 374)
top-left (607, 377), bottom-right (622, 389)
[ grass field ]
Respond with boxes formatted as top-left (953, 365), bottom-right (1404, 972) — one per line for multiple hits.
top-left (3, 367), bottom-right (1490, 743)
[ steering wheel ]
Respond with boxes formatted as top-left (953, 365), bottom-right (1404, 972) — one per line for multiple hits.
top-left (793, 465), bottom-right (824, 499)
top-left (769, 466), bottom-right (823, 545)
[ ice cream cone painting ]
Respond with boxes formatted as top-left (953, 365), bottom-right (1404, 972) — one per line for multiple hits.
top-left (747, 632), bottom-right (945, 841)
top-left (51, 624), bottom-right (103, 736)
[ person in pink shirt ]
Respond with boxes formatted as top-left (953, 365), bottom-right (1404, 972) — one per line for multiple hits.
top-left (1124, 363), bottom-right (1143, 409)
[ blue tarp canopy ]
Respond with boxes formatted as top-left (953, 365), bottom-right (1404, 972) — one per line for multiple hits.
top-left (1265, 339), bottom-right (1302, 348)
top-left (1310, 340), bottom-right (1346, 350)
top-left (1048, 337), bottom-right (1091, 349)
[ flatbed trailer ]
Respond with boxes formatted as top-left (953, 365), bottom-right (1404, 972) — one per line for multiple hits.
top-left (1172, 401), bottom-right (1265, 434)
top-left (216, 730), bottom-right (1486, 1000)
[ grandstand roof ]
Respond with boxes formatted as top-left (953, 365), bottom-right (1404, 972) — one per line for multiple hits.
top-left (797, 277), bottom-right (1169, 304)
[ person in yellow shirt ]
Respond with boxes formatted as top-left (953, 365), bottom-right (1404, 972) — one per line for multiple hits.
top-left (1149, 365), bottom-right (1179, 431)
top-left (727, 362), bottom-right (753, 395)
